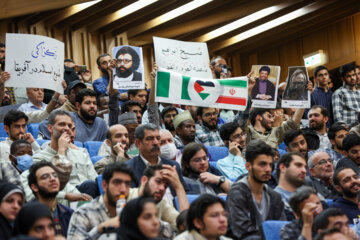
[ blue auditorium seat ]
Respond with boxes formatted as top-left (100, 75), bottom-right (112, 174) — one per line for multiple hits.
top-left (91, 156), bottom-right (103, 164)
top-left (73, 141), bottom-right (83, 148)
top-left (27, 123), bottom-right (40, 139)
top-left (175, 194), bottom-right (227, 210)
top-left (84, 141), bottom-right (102, 157)
top-left (97, 175), bottom-right (103, 195)
top-left (0, 123), bottom-right (8, 137)
top-left (36, 139), bottom-right (50, 147)
top-left (262, 220), bottom-right (289, 240)
top-left (206, 146), bottom-right (228, 162)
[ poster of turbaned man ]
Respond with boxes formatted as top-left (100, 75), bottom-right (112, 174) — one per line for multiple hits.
top-left (250, 65), bottom-right (280, 109)
top-left (282, 66), bottom-right (310, 108)
top-left (112, 45), bottom-right (145, 90)
top-left (5, 33), bottom-right (64, 93)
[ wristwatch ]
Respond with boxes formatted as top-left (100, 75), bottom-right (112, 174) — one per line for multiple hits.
top-left (217, 176), bottom-right (225, 186)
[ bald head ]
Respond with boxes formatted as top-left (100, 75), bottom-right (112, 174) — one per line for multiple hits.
top-left (308, 152), bottom-right (333, 182)
top-left (106, 124), bottom-right (129, 151)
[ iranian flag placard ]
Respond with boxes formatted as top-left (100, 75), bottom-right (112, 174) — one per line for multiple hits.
top-left (155, 68), bottom-right (248, 110)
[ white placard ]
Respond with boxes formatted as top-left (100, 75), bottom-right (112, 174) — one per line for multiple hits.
top-left (153, 36), bottom-right (212, 79)
top-left (112, 45), bottom-right (145, 90)
top-left (5, 33), bottom-right (64, 94)
top-left (282, 66), bottom-right (310, 108)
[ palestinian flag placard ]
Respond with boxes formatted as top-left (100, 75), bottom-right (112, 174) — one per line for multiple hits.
top-left (155, 68), bottom-right (248, 110)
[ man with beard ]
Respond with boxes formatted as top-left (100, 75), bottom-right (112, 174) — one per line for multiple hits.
top-left (128, 164), bottom-right (189, 231)
top-left (310, 122), bottom-right (348, 167)
top-left (0, 87), bottom-right (10, 106)
top-left (125, 124), bottom-right (188, 195)
top-left (114, 46), bottom-right (142, 81)
top-left (308, 105), bottom-right (331, 149)
top-left (305, 152), bottom-right (339, 199)
top-left (247, 107), bottom-right (304, 148)
top-left (283, 69), bottom-right (309, 101)
top-left (217, 121), bottom-right (247, 179)
top-left (336, 134), bottom-right (360, 174)
top-left (68, 162), bottom-right (133, 240)
top-left (330, 167), bottom-right (360, 224)
top-left (196, 107), bottom-right (225, 147)
top-left (226, 139), bottom-right (285, 239)
top-left (275, 152), bottom-right (307, 220)
top-left (161, 106), bottom-right (178, 136)
top-left (70, 88), bottom-right (108, 143)
top-left (28, 161), bottom-right (73, 237)
top-left (173, 111), bottom-right (199, 150)
top-left (284, 129), bottom-right (309, 159)
top-left (251, 65), bottom-right (276, 100)
top-left (333, 63), bottom-right (360, 125)
top-left (94, 124), bottom-right (130, 174)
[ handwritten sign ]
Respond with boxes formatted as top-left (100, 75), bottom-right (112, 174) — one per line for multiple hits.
top-left (153, 37), bottom-right (212, 79)
top-left (5, 33), bottom-right (64, 94)
top-left (112, 45), bottom-right (145, 90)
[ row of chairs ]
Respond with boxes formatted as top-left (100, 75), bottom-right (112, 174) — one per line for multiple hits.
top-left (0, 123), bottom-right (40, 139)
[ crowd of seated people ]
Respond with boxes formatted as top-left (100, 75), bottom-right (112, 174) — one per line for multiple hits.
top-left (2, 39), bottom-right (360, 239)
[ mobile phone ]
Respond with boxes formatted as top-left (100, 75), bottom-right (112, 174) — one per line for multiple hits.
top-left (75, 65), bottom-right (87, 72)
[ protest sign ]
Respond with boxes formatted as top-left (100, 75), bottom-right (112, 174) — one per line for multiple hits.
top-left (112, 45), bottom-right (145, 90)
top-left (153, 37), bottom-right (212, 79)
top-left (5, 33), bottom-right (64, 94)
top-left (155, 68), bottom-right (248, 111)
top-left (282, 66), bottom-right (310, 108)
top-left (250, 65), bottom-right (280, 109)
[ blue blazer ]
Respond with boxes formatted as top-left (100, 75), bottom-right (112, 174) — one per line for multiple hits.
top-left (126, 155), bottom-right (189, 195)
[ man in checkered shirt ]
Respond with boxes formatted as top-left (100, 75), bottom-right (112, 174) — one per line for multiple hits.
top-left (332, 63), bottom-right (360, 125)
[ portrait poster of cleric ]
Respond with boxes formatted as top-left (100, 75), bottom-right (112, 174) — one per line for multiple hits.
top-left (282, 66), bottom-right (310, 108)
top-left (112, 45), bottom-right (145, 90)
top-left (250, 65), bottom-right (280, 109)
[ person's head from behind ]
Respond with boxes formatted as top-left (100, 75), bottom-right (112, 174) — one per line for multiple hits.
top-left (219, 122), bottom-right (246, 150)
top-left (176, 210), bottom-right (188, 233)
top-left (4, 110), bottom-right (28, 141)
top-left (128, 89), bottom-right (148, 108)
top-left (0, 182), bottom-right (24, 223)
top-left (342, 134), bottom-right (360, 164)
top-left (75, 88), bottom-right (98, 122)
top-left (96, 53), bottom-right (111, 76)
top-left (249, 108), bottom-right (274, 131)
top-left (47, 109), bottom-right (74, 140)
top-left (161, 106), bottom-right (178, 132)
top-left (174, 111), bottom-right (196, 144)
top-left (121, 100), bottom-right (143, 124)
top-left (289, 186), bottom-right (322, 220)
top-left (141, 164), bottom-right (167, 203)
top-left (245, 139), bottom-right (274, 183)
top-left (159, 129), bottom-right (177, 160)
top-left (333, 167), bottom-right (360, 199)
top-left (119, 196), bottom-right (160, 239)
top-left (328, 122), bottom-right (349, 151)
top-left (314, 228), bottom-right (347, 240)
top-left (13, 202), bottom-right (55, 240)
top-left (303, 131), bottom-right (320, 152)
top-left (135, 124), bottom-right (160, 159)
top-left (339, 63), bottom-right (356, 87)
top-left (102, 162), bottom-right (134, 206)
top-left (314, 65), bottom-right (329, 88)
top-left (308, 105), bottom-right (329, 131)
top-left (28, 161), bottom-right (60, 200)
top-left (187, 194), bottom-right (228, 238)
top-left (106, 124), bottom-right (129, 154)
top-left (115, 46), bottom-right (140, 78)
top-left (197, 107), bottom-right (218, 130)
top-left (308, 152), bottom-right (333, 183)
top-left (313, 208), bottom-right (349, 235)
top-left (276, 152), bottom-right (307, 188)
top-left (9, 139), bottom-right (32, 170)
top-left (181, 142), bottom-right (209, 177)
top-left (284, 129), bottom-right (308, 158)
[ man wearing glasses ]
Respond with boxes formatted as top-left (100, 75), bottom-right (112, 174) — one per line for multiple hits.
top-left (196, 107), bottom-right (225, 147)
top-left (115, 46), bottom-right (142, 82)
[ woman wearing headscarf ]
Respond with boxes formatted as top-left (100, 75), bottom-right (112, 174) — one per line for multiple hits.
top-left (117, 197), bottom-right (160, 240)
top-left (12, 202), bottom-right (64, 240)
top-left (0, 182), bottom-right (24, 239)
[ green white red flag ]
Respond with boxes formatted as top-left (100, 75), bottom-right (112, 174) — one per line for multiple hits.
top-left (155, 68), bottom-right (248, 110)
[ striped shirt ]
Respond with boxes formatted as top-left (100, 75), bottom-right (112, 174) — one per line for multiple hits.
top-left (332, 84), bottom-right (360, 125)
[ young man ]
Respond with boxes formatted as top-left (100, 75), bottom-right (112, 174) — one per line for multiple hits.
top-left (217, 121), bottom-right (247, 179)
top-left (336, 134), bottom-right (360, 174)
top-left (68, 162), bottom-right (133, 240)
top-left (121, 100), bottom-right (143, 124)
top-left (280, 186), bottom-right (323, 240)
top-left (0, 110), bottom-right (40, 162)
top-left (275, 152), bottom-right (307, 220)
top-left (196, 107), bottom-right (225, 147)
top-left (173, 110), bottom-right (198, 150)
top-left (330, 167), bottom-right (360, 224)
top-left (332, 63), bottom-right (360, 125)
top-left (7, 139), bottom-right (33, 174)
top-left (308, 105), bottom-right (331, 149)
top-left (128, 89), bottom-right (148, 109)
top-left (284, 129), bottom-right (308, 159)
top-left (175, 194), bottom-right (231, 240)
top-left (226, 139), bottom-right (285, 239)
top-left (161, 106), bottom-right (178, 137)
top-left (28, 161), bottom-right (73, 237)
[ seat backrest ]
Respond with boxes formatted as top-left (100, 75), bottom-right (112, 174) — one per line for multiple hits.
top-left (91, 156), bottom-right (104, 165)
top-left (36, 139), bottom-right (50, 147)
top-left (262, 220), bottom-right (290, 240)
top-left (73, 141), bottom-right (83, 148)
top-left (97, 175), bottom-right (104, 195)
top-left (206, 146), bottom-right (228, 162)
top-left (84, 141), bottom-right (103, 157)
top-left (27, 123), bottom-right (40, 139)
top-left (0, 123), bottom-right (8, 137)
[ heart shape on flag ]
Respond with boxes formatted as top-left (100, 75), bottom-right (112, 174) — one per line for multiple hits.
top-left (194, 80), bottom-right (215, 100)
top-left (188, 78), bottom-right (223, 106)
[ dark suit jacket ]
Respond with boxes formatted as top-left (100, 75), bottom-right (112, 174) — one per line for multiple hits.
top-left (251, 78), bottom-right (276, 100)
top-left (126, 155), bottom-right (189, 195)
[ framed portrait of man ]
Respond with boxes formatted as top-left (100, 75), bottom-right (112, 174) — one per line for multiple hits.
top-left (282, 66), bottom-right (310, 108)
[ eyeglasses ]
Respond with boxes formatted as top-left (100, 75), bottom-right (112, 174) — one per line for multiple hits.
top-left (191, 156), bottom-right (209, 163)
top-left (203, 112), bottom-right (217, 118)
top-left (317, 159), bottom-right (332, 165)
top-left (116, 59), bottom-right (132, 64)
